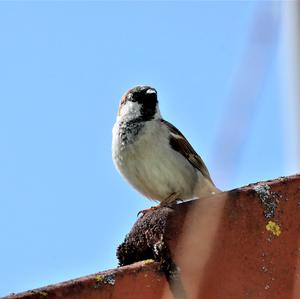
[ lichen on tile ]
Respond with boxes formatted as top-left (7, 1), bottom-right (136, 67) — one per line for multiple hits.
top-left (94, 273), bottom-right (115, 286)
top-left (266, 220), bottom-right (281, 237)
top-left (143, 259), bottom-right (155, 265)
top-left (254, 184), bottom-right (277, 219)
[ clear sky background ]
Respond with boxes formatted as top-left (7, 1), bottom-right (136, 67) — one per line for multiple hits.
top-left (0, 1), bottom-right (290, 296)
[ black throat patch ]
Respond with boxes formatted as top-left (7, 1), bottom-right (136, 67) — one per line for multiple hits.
top-left (139, 93), bottom-right (157, 121)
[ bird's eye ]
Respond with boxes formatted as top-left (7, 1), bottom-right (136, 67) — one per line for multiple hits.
top-left (128, 92), bottom-right (139, 102)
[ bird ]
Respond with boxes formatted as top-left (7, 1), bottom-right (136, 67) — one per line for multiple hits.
top-left (112, 85), bottom-right (220, 208)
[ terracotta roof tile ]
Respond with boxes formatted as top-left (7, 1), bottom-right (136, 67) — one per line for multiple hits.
top-left (3, 174), bottom-right (300, 299)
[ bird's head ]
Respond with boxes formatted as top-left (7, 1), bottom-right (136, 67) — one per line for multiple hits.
top-left (118, 85), bottom-right (160, 121)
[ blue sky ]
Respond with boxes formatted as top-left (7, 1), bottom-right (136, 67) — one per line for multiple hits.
top-left (0, 1), bottom-right (287, 296)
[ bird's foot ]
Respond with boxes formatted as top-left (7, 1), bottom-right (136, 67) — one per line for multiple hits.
top-left (137, 193), bottom-right (180, 218)
top-left (160, 192), bottom-right (180, 207)
top-left (137, 206), bottom-right (159, 218)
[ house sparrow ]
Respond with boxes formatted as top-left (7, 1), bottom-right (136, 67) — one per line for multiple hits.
top-left (112, 85), bottom-right (220, 207)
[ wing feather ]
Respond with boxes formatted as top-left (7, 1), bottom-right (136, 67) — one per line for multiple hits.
top-left (161, 119), bottom-right (214, 183)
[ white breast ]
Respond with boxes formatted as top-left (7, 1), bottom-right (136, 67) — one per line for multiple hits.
top-left (112, 119), bottom-right (198, 202)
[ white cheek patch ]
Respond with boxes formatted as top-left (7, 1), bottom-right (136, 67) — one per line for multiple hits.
top-left (119, 101), bottom-right (141, 119)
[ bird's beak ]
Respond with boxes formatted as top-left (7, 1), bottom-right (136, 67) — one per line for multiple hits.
top-left (146, 88), bottom-right (156, 94)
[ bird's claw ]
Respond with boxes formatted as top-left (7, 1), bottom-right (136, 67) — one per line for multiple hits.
top-left (137, 206), bottom-right (159, 218)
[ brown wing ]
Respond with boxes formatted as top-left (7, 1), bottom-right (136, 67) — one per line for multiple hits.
top-left (161, 119), bottom-right (214, 183)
